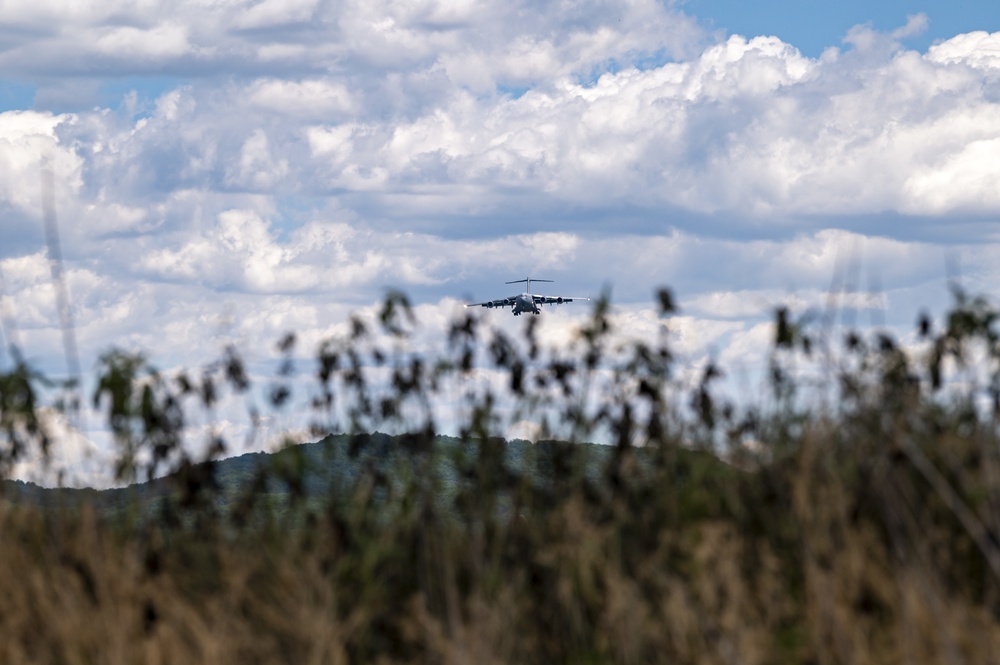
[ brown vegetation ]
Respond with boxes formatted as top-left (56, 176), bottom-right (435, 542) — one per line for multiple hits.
top-left (2, 288), bottom-right (1000, 663)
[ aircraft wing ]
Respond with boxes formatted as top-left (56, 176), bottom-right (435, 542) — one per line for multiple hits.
top-left (466, 296), bottom-right (516, 309)
top-left (532, 294), bottom-right (589, 305)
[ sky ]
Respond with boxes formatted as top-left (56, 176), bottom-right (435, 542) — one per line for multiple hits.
top-left (2, 0), bottom-right (1000, 486)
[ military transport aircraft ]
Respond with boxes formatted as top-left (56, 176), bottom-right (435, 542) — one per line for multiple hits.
top-left (466, 278), bottom-right (589, 316)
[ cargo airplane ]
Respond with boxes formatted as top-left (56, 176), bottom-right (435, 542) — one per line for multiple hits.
top-left (465, 278), bottom-right (589, 316)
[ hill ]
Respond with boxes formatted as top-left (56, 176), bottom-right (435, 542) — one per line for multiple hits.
top-left (1, 433), bottom-right (734, 524)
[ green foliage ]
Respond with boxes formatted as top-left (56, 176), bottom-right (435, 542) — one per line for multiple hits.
top-left (0, 356), bottom-right (50, 479)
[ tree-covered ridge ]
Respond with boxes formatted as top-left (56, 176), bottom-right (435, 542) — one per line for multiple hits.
top-left (2, 433), bottom-right (733, 526)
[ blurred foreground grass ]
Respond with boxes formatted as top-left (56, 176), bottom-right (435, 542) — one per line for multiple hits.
top-left (3, 289), bottom-right (1000, 663)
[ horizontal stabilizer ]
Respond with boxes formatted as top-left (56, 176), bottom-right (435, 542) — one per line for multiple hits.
top-left (506, 277), bottom-right (553, 285)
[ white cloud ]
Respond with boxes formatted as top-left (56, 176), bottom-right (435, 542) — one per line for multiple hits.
top-left (3, 6), bottom-right (1000, 481)
top-left (227, 130), bottom-right (290, 189)
top-left (17, 16), bottom-right (1000, 229)
top-left (236, 0), bottom-right (320, 30)
top-left (0, 111), bottom-right (80, 219)
top-left (892, 14), bottom-right (930, 41)
top-left (247, 79), bottom-right (356, 119)
top-left (718, 321), bottom-right (774, 380)
top-left (663, 315), bottom-right (745, 358)
top-left (10, 408), bottom-right (109, 488)
top-left (45, 25), bottom-right (987, 223)
top-left (927, 31), bottom-right (1000, 69)
top-left (904, 137), bottom-right (1000, 214)
top-left (0, 0), bottom-right (702, 87)
top-left (93, 23), bottom-right (194, 60)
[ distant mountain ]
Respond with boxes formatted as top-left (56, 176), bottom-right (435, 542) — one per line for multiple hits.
top-left (1, 433), bottom-right (730, 521)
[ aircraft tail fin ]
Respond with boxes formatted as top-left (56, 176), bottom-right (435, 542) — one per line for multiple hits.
top-left (506, 277), bottom-right (554, 293)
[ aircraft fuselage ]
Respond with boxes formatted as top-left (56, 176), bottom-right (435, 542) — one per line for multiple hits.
top-left (512, 293), bottom-right (539, 316)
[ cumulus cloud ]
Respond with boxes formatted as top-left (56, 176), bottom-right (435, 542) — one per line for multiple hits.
top-left (24, 25), bottom-right (1000, 240)
top-left (2, 5), bottom-right (1000, 480)
top-left (0, 0), bottom-right (701, 88)
top-left (247, 79), bottom-right (356, 119)
top-left (927, 31), bottom-right (1000, 69)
